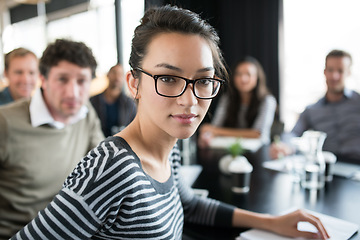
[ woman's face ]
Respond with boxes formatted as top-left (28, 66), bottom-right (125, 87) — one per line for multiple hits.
top-left (233, 62), bottom-right (258, 93)
top-left (136, 32), bottom-right (214, 140)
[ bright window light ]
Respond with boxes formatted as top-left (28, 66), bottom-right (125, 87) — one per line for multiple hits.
top-left (282, 0), bottom-right (360, 131)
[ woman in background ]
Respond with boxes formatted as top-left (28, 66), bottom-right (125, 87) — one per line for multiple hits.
top-left (198, 56), bottom-right (277, 147)
top-left (12, 5), bottom-right (328, 240)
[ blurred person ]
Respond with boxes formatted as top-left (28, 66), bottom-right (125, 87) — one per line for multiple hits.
top-left (0, 39), bottom-right (104, 239)
top-left (270, 50), bottom-right (360, 161)
top-left (12, 6), bottom-right (328, 240)
top-left (0, 47), bottom-right (39, 105)
top-left (90, 63), bottom-right (136, 136)
top-left (198, 56), bottom-right (277, 148)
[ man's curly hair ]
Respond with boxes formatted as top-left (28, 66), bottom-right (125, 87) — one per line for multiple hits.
top-left (39, 39), bottom-right (97, 79)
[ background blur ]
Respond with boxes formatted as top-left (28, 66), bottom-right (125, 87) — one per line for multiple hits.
top-left (1, 0), bottom-right (359, 131)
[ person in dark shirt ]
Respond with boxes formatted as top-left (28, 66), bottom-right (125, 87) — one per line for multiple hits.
top-left (270, 50), bottom-right (360, 162)
top-left (90, 64), bottom-right (136, 136)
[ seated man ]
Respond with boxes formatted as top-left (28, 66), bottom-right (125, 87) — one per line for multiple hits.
top-left (271, 50), bottom-right (360, 162)
top-left (0, 47), bottom-right (39, 105)
top-left (0, 39), bottom-right (104, 239)
top-left (90, 64), bottom-right (136, 136)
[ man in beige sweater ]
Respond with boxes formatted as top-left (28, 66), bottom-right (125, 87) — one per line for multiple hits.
top-left (0, 39), bottom-right (104, 239)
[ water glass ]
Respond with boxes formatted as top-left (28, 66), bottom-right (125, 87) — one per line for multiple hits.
top-left (300, 130), bottom-right (327, 190)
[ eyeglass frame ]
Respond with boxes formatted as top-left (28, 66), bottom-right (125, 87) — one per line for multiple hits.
top-left (132, 67), bottom-right (225, 99)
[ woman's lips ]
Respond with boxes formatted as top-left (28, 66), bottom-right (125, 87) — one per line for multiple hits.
top-left (172, 114), bottom-right (197, 124)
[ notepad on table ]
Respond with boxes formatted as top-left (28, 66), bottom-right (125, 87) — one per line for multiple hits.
top-left (209, 137), bottom-right (263, 152)
top-left (237, 209), bottom-right (359, 240)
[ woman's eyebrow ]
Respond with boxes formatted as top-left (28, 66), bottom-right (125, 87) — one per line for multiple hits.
top-left (197, 67), bottom-right (215, 73)
top-left (154, 63), bottom-right (214, 73)
top-left (154, 63), bottom-right (182, 72)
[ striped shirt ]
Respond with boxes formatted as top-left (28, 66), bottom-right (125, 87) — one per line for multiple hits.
top-left (12, 137), bottom-right (234, 239)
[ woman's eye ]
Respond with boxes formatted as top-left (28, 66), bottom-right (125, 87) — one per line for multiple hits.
top-left (159, 76), bottom-right (177, 83)
top-left (197, 79), bottom-right (211, 85)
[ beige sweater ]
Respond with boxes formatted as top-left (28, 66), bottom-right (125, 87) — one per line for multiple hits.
top-left (0, 99), bottom-right (104, 239)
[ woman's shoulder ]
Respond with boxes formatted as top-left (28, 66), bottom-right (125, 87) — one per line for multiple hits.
top-left (89, 136), bottom-right (136, 162)
top-left (262, 94), bottom-right (277, 106)
top-left (64, 136), bottom-right (141, 193)
top-left (263, 94), bottom-right (276, 102)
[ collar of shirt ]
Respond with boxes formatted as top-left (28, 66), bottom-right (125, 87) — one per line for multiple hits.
top-left (322, 88), bottom-right (353, 104)
top-left (343, 88), bottom-right (353, 99)
top-left (29, 88), bottom-right (88, 129)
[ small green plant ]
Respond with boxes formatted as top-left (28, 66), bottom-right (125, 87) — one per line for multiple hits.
top-left (228, 139), bottom-right (244, 158)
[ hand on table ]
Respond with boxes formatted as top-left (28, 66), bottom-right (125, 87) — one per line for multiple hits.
top-left (270, 209), bottom-right (330, 239)
top-left (269, 141), bottom-right (293, 159)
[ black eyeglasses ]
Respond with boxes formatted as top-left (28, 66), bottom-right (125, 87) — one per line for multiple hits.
top-left (134, 68), bottom-right (224, 99)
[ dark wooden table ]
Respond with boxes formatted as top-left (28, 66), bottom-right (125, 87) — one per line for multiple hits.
top-left (183, 146), bottom-right (360, 240)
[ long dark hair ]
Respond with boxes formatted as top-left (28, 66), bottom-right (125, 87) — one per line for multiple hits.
top-left (223, 56), bottom-right (270, 128)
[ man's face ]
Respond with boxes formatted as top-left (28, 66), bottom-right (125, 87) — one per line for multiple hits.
top-left (4, 54), bottom-right (39, 100)
top-left (41, 60), bottom-right (92, 124)
top-left (107, 65), bottom-right (125, 90)
top-left (324, 56), bottom-right (351, 94)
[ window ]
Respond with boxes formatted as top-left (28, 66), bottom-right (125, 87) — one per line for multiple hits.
top-left (282, 0), bottom-right (360, 131)
top-left (1, 0), bottom-right (144, 95)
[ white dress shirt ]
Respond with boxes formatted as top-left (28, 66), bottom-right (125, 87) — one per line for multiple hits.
top-left (29, 88), bottom-right (88, 129)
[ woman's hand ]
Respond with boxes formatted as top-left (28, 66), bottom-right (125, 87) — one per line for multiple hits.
top-left (269, 209), bottom-right (330, 239)
top-left (269, 142), bottom-right (293, 159)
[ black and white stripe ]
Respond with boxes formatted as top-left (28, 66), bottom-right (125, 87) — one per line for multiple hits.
top-left (12, 137), bottom-right (233, 239)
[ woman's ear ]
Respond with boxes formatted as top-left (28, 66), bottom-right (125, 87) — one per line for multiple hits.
top-left (126, 70), bottom-right (140, 99)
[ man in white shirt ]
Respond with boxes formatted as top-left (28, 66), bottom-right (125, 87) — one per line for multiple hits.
top-left (0, 39), bottom-right (104, 239)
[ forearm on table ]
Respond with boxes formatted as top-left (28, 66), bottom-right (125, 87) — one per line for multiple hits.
top-left (209, 126), bottom-right (261, 139)
top-left (232, 208), bottom-right (273, 230)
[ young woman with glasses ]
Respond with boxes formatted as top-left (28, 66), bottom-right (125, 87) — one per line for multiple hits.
top-left (12, 5), bottom-right (329, 240)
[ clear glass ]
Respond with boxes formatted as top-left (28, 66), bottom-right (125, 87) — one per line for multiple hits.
top-left (300, 130), bottom-right (327, 190)
top-left (135, 68), bottom-right (224, 99)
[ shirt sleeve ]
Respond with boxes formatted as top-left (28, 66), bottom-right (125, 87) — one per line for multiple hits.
top-left (11, 188), bottom-right (101, 240)
top-left (211, 95), bottom-right (228, 127)
top-left (10, 140), bottom-right (124, 239)
top-left (252, 95), bottom-right (277, 144)
top-left (291, 107), bottom-right (310, 137)
top-left (169, 144), bottom-right (234, 228)
top-left (177, 174), bottom-right (235, 227)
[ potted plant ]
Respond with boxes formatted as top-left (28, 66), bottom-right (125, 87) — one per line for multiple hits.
top-left (219, 139), bottom-right (248, 175)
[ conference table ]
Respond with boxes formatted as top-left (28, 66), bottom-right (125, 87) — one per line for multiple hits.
top-left (183, 145), bottom-right (360, 240)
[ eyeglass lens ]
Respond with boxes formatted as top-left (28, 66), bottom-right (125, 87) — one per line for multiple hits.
top-left (156, 76), bottom-right (220, 98)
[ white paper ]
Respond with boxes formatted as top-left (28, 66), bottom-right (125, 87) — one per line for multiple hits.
top-left (209, 137), bottom-right (263, 152)
top-left (179, 164), bottom-right (202, 187)
top-left (332, 162), bottom-right (360, 179)
top-left (239, 209), bottom-right (359, 240)
top-left (262, 156), bottom-right (360, 181)
top-left (262, 157), bottom-right (290, 172)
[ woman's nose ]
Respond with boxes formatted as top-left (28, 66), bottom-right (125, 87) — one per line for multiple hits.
top-left (177, 84), bottom-right (198, 106)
